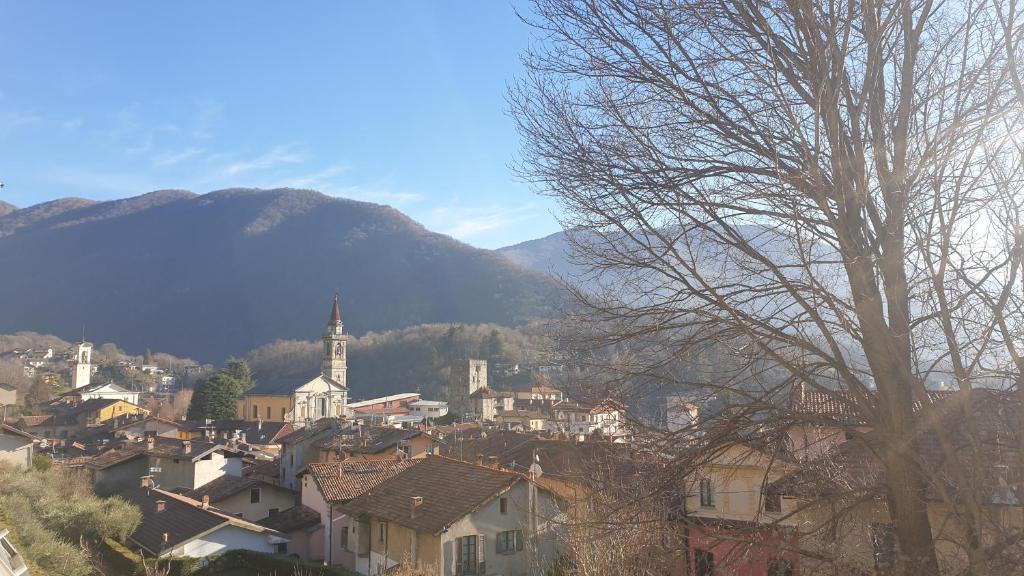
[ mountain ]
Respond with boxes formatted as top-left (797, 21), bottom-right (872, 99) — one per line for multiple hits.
top-left (0, 200), bottom-right (16, 217)
top-left (498, 230), bottom-right (580, 280)
top-left (0, 188), bottom-right (564, 363)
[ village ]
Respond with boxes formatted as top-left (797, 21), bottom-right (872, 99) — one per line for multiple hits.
top-left (2, 296), bottom-right (1015, 576)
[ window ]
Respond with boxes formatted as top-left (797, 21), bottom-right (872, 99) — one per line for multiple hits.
top-left (764, 491), bottom-right (782, 513)
top-left (281, 407), bottom-right (287, 420)
top-left (266, 406), bottom-right (271, 419)
top-left (250, 487), bottom-right (261, 504)
top-left (317, 396), bottom-right (327, 417)
top-left (871, 523), bottom-right (896, 571)
top-left (699, 478), bottom-right (715, 507)
top-left (496, 530), bottom-right (523, 554)
top-left (252, 405), bottom-right (259, 418)
top-left (695, 548), bottom-right (715, 576)
top-left (268, 508), bottom-right (279, 516)
top-left (340, 525), bottom-right (349, 548)
top-left (768, 558), bottom-right (794, 576)
top-left (379, 522), bottom-right (386, 543)
top-left (458, 535), bottom-right (479, 575)
top-left (499, 497), bottom-right (508, 514)
top-left (275, 543), bottom-right (287, 554)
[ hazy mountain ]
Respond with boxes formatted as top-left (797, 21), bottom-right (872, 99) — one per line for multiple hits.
top-left (0, 188), bottom-right (564, 363)
top-left (0, 201), bottom-right (16, 218)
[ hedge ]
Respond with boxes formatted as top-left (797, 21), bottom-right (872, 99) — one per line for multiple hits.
top-left (198, 549), bottom-right (356, 576)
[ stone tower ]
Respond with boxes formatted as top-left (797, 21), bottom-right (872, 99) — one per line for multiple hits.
top-left (321, 294), bottom-right (347, 388)
top-left (448, 358), bottom-right (487, 416)
top-left (72, 341), bottom-right (93, 389)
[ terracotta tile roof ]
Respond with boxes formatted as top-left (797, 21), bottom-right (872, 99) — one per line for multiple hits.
top-left (315, 427), bottom-right (435, 455)
top-left (277, 418), bottom-right (347, 445)
top-left (338, 456), bottom-right (527, 535)
top-left (304, 460), bottom-right (418, 503)
top-left (125, 486), bottom-right (281, 555)
top-left (258, 505), bottom-right (321, 532)
top-left (179, 474), bottom-right (292, 503)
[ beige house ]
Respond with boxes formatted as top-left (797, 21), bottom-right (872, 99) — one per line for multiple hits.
top-left (180, 474), bottom-right (296, 521)
top-left (0, 423), bottom-right (36, 470)
top-left (339, 456), bottom-right (563, 576)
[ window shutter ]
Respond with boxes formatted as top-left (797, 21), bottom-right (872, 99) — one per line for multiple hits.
top-left (516, 529), bottom-right (524, 551)
top-left (496, 532), bottom-right (502, 554)
top-left (455, 537), bottom-right (463, 576)
top-left (477, 533), bottom-right (486, 573)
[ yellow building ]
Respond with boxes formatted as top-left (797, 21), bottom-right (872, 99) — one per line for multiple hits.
top-left (236, 297), bottom-right (349, 425)
top-left (16, 398), bottom-right (149, 442)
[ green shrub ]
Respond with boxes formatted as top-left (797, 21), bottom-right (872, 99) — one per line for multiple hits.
top-left (31, 453), bottom-right (53, 472)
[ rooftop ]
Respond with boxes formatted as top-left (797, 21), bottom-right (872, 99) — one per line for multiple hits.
top-left (339, 456), bottom-right (526, 535)
top-left (304, 460), bottom-right (418, 503)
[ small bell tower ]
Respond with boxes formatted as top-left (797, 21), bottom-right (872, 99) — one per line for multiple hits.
top-left (72, 340), bottom-right (93, 389)
top-left (321, 294), bottom-right (347, 389)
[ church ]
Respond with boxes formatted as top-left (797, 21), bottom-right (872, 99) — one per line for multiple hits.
top-left (236, 296), bottom-right (349, 426)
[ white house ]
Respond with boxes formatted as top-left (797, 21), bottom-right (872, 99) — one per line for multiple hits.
top-left (408, 400), bottom-right (448, 420)
top-left (0, 424), bottom-right (36, 470)
top-left (127, 484), bottom-right (286, 560)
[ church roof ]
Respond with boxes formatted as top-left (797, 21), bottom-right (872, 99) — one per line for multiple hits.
top-left (329, 294), bottom-right (341, 325)
top-left (245, 373), bottom-right (345, 396)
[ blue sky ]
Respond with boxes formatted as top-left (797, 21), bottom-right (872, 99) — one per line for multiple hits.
top-left (0, 2), bottom-right (558, 249)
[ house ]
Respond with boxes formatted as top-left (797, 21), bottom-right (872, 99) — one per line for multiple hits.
top-left (17, 399), bottom-right (149, 442)
top-left (86, 437), bottom-right (239, 494)
top-left (676, 438), bottom-right (800, 576)
top-left (348, 393), bottom-right (421, 415)
top-left (278, 418), bottom-right (352, 491)
top-left (294, 460), bottom-right (418, 564)
top-left (339, 456), bottom-right (563, 576)
top-left (766, 388), bottom-right (1024, 576)
top-left (467, 388), bottom-right (514, 422)
top-left (494, 410), bottom-right (547, 432)
top-left (182, 419), bottom-right (294, 453)
top-left (125, 482), bottom-right (287, 560)
top-left (0, 528), bottom-right (28, 576)
top-left (236, 297), bottom-right (349, 425)
top-left (57, 380), bottom-right (141, 407)
top-left (548, 399), bottom-right (627, 441)
top-left (408, 400), bottom-right (448, 420)
top-left (0, 423), bottom-right (36, 470)
top-left (0, 383), bottom-right (16, 408)
top-left (178, 475), bottom-right (296, 521)
top-left (257, 505), bottom-right (323, 560)
top-left (315, 427), bottom-right (438, 462)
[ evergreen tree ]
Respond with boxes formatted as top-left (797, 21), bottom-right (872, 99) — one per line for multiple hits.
top-left (187, 359), bottom-right (252, 420)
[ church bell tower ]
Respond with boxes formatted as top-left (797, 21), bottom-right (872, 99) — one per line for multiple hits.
top-left (322, 294), bottom-right (347, 388)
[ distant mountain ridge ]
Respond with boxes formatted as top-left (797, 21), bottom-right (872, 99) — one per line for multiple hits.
top-left (0, 188), bottom-right (564, 362)
top-left (0, 200), bottom-right (16, 217)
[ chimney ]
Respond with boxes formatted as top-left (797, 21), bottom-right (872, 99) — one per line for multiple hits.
top-left (147, 438), bottom-right (155, 451)
top-left (488, 456), bottom-right (499, 469)
top-left (182, 440), bottom-right (191, 454)
top-left (156, 500), bottom-right (166, 513)
top-left (202, 495), bottom-right (210, 509)
top-left (476, 453), bottom-right (484, 466)
top-left (162, 533), bottom-right (169, 546)
top-left (139, 476), bottom-right (151, 488)
top-left (410, 496), bottom-right (423, 518)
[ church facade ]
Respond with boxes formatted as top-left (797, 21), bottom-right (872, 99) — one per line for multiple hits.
top-left (236, 296), bottom-right (349, 426)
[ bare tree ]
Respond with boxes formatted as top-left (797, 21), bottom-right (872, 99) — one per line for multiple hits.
top-left (513, 0), bottom-right (1024, 574)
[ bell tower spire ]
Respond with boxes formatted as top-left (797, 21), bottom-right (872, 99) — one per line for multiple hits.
top-left (322, 294), bottom-right (347, 388)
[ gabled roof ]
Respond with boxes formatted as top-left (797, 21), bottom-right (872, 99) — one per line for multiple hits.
top-left (338, 456), bottom-right (527, 535)
top-left (303, 460), bottom-right (418, 503)
top-left (179, 474), bottom-right (292, 503)
top-left (258, 505), bottom-right (321, 533)
top-left (244, 372), bottom-right (344, 396)
top-left (0, 422), bottom-right (38, 442)
top-left (61, 381), bottom-right (131, 396)
top-left (186, 419), bottom-right (293, 445)
top-left (277, 418), bottom-right (348, 446)
top-left (125, 487), bottom-right (282, 555)
top-left (316, 427), bottom-right (435, 455)
top-left (0, 383), bottom-right (16, 392)
top-left (86, 437), bottom-right (226, 471)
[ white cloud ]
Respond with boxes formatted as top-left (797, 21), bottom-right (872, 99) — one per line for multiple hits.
top-left (153, 147), bottom-right (205, 167)
top-left (224, 144), bottom-right (307, 176)
top-left (191, 99), bottom-right (223, 140)
top-left (426, 203), bottom-right (540, 240)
